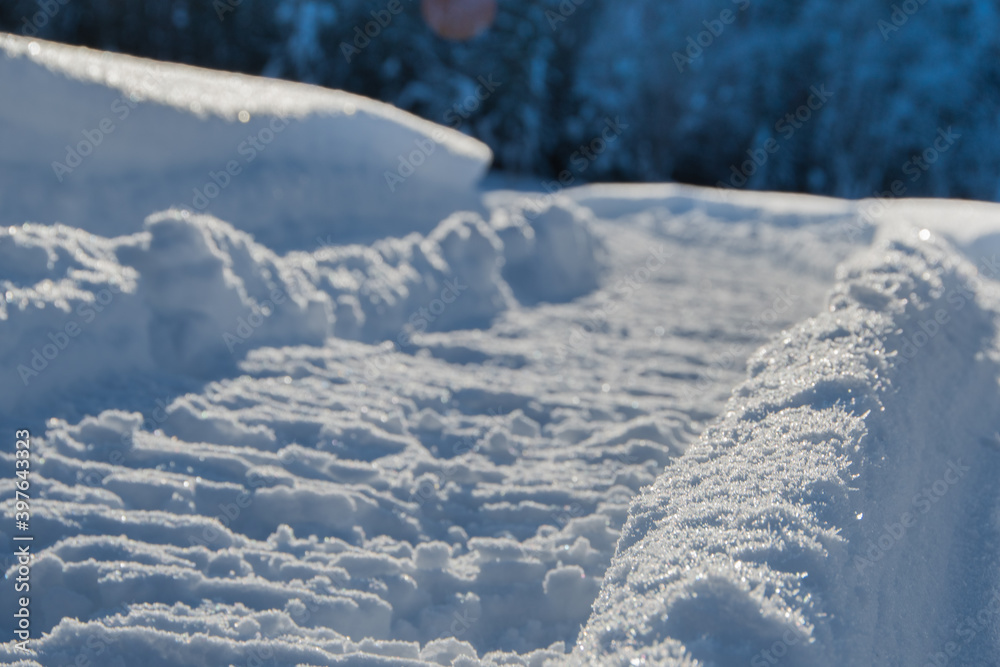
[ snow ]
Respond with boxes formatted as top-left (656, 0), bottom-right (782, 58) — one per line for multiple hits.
top-left (2, 35), bottom-right (1000, 667)
top-left (0, 33), bottom-right (491, 251)
top-left (570, 224), bottom-right (1000, 665)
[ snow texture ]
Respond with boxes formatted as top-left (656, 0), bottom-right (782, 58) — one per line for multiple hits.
top-left (1, 35), bottom-right (1000, 667)
top-left (570, 224), bottom-right (1000, 665)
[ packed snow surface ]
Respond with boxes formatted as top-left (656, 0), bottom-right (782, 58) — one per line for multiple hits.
top-left (2, 36), bottom-right (1000, 667)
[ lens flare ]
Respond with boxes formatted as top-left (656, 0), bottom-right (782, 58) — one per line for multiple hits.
top-left (421, 0), bottom-right (497, 41)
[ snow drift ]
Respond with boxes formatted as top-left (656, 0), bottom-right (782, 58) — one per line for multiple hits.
top-left (0, 33), bottom-right (492, 250)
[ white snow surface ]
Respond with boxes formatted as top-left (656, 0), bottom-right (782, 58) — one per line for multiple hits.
top-left (569, 224), bottom-right (1000, 666)
top-left (0, 33), bottom-right (491, 251)
top-left (2, 37), bottom-right (1000, 667)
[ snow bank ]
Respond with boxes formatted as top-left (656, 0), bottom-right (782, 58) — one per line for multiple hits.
top-left (570, 223), bottom-right (1000, 665)
top-left (0, 33), bottom-right (492, 250)
top-left (1, 199), bottom-right (603, 415)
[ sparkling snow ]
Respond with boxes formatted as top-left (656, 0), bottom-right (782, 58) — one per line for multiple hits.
top-left (1, 34), bottom-right (1000, 667)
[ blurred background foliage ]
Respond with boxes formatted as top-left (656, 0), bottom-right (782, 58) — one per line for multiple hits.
top-left (3, 0), bottom-right (998, 201)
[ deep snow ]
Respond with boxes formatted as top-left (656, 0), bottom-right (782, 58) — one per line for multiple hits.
top-left (2, 35), bottom-right (1000, 667)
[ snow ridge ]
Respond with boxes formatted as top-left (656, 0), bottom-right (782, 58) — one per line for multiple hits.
top-left (0, 198), bottom-right (602, 417)
top-left (571, 224), bottom-right (1000, 665)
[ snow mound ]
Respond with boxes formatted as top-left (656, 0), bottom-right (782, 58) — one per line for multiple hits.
top-left (0, 33), bottom-right (492, 250)
top-left (1, 199), bottom-right (603, 415)
top-left (570, 223), bottom-right (1000, 665)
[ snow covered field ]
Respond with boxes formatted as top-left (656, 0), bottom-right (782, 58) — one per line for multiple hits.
top-left (2, 35), bottom-right (1000, 666)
